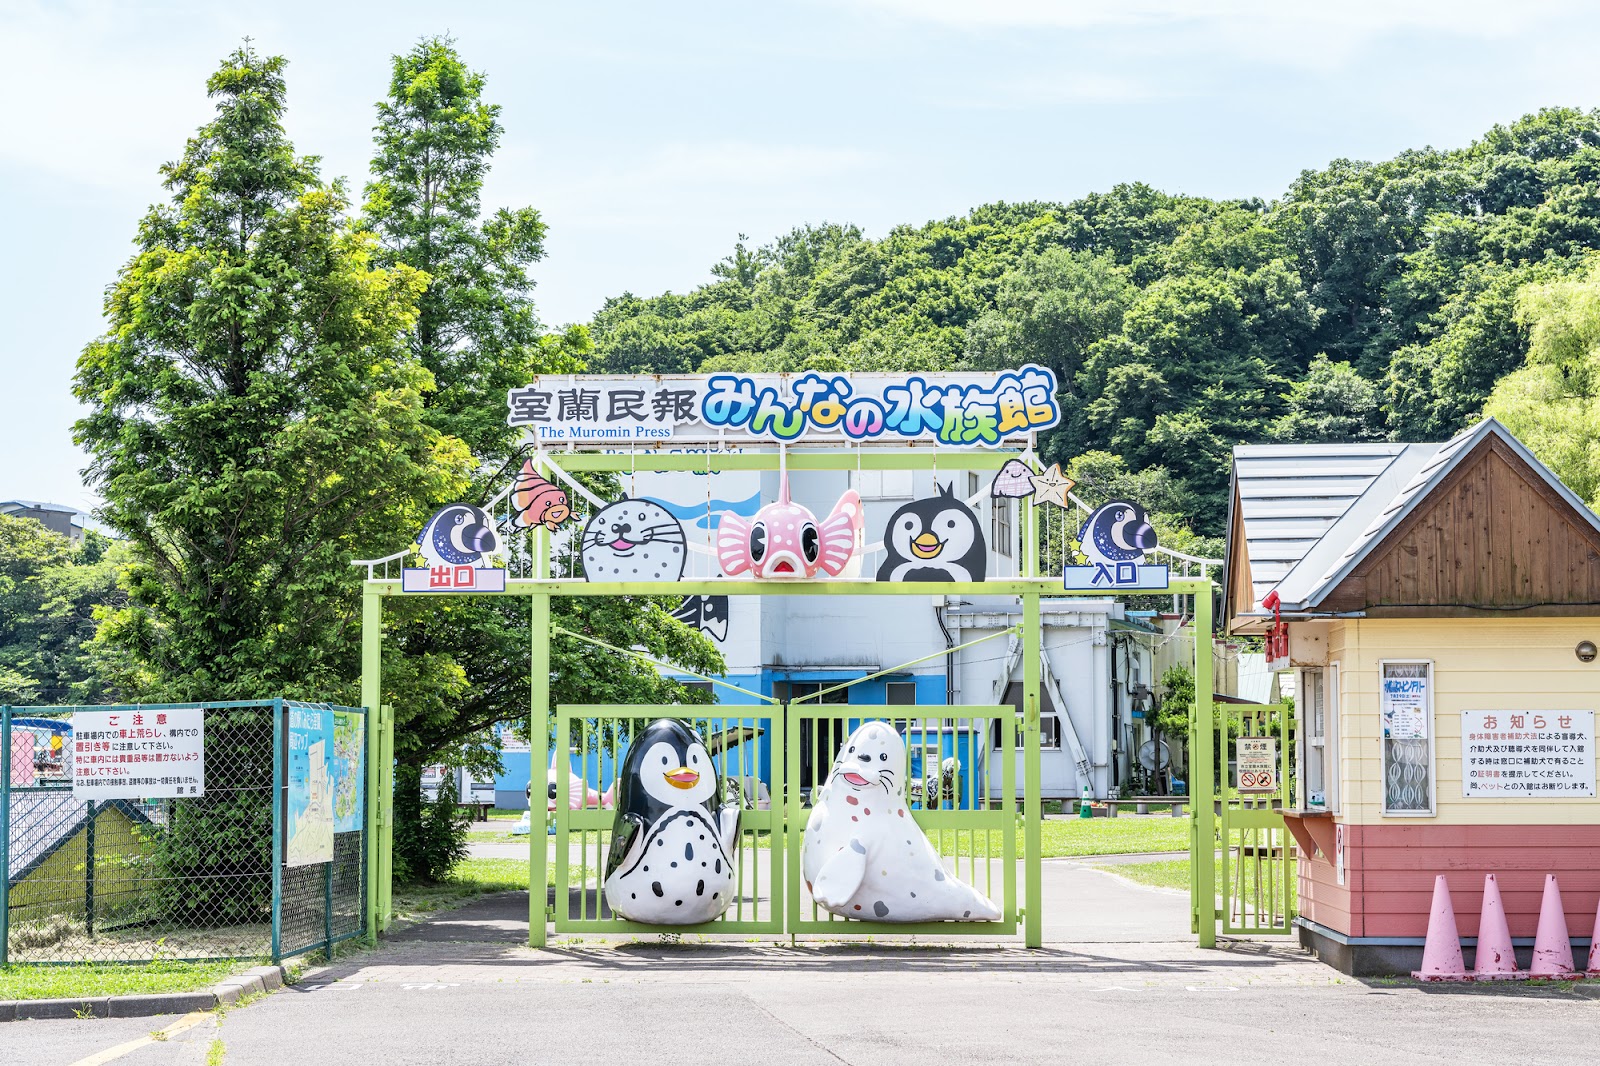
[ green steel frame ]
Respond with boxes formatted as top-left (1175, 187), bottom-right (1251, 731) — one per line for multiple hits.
top-left (356, 446), bottom-right (1221, 949)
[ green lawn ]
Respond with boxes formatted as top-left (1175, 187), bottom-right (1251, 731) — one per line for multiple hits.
top-left (929, 814), bottom-right (1191, 858)
top-left (1107, 856), bottom-right (1299, 913)
top-left (0, 960), bottom-right (243, 1001)
top-left (391, 857), bottom-right (548, 923)
top-left (742, 813), bottom-right (1191, 858)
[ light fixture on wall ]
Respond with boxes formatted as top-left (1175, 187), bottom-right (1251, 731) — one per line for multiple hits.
top-left (1578, 640), bottom-right (1598, 664)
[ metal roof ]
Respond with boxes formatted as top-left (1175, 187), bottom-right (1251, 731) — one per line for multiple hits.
top-left (1226, 440), bottom-right (1411, 616)
top-left (1228, 418), bottom-right (1600, 620)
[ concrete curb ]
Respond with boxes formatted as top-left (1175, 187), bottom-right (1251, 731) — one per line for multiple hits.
top-left (0, 963), bottom-right (290, 1023)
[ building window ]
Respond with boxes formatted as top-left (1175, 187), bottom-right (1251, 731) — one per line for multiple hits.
top-left (1298, 666), bottom-right (1339, 811)
top-left (855, 470), bottom-right (913, 499)
top-left (886, 681), bottom-right (916, 706)
top-left (1380, 660), bottom-right (1435, 816)
top-left (995, 681), bottom-right (1061, 750)
top-left (681, 681), bottom-right (714, 697)
top-left (992, 497), bottom-right (1012, 558)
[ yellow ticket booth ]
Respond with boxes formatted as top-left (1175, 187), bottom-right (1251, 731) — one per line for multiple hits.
top-left (1224, 418), bottom-right (1600, 974)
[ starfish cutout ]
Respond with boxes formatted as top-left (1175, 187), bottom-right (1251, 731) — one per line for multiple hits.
top-left (1029, 464), bottom-right (1076, 509)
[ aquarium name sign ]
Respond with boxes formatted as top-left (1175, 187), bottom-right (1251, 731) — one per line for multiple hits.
top-left (506, 365), bottom-right (1060, 447)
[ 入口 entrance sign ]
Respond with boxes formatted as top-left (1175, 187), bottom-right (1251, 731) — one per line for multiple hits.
top-left (506, 366), bottom-right (1061, 447)
top-left (1235, 736), bottom-right (1277, 793)
top-left (1461, 710), bottom-right (1595, 798)
top-left (72, 707), bottom-right (205, 799)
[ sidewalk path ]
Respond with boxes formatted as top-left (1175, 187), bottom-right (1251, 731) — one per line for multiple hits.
top-left (11, 889), bottom-right (1598, 1066)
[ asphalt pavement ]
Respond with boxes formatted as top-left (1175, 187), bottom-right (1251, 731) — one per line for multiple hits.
top-left (7, 857), bottom-right (1599, 1066)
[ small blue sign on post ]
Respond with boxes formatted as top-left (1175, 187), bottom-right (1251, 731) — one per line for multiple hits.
top-left (1062, 562), bottom-right (1170, 591)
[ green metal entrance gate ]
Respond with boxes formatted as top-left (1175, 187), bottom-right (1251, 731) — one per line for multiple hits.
top-left (553, 705), bottom-right (786, 934)
top-left (548, 702), bottom-right (1023, 937)
top-left (1218, 701), bottom-right (1294, 936)
top-left (784, 704), bottom-right (1018, 936)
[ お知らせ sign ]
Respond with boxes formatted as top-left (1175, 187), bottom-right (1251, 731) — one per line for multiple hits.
top-left (1461, 710), bottom-right (1594, 798)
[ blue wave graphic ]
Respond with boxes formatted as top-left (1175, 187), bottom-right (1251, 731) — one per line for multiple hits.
top-left (643, 492), bottom-right (763, 530)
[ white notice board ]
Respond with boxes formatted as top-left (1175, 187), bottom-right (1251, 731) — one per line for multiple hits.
top-left (72, 708), bottom-right (205, 799)
top-left (1236, 736), bottom-right (1278, 793)
top-left (1461, 710), bottom-right (1594, 798)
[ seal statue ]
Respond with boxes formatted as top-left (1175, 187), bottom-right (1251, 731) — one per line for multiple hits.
top-left (801, 720), bottom-right (1001, 922)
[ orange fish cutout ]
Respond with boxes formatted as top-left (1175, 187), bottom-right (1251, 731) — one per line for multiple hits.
top-left (511, 461), bottom-right (572, 530)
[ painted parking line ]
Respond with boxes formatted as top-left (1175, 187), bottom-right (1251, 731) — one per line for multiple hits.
top-left (65, 1010), bottom-right (212, 1066)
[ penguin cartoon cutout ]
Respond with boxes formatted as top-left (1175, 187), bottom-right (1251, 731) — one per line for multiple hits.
top-left (417, 504), bottom-right (501, 569)
top-left (603, 719), bottom-right (740, 924)
top-left (580, 499), bottom-right (687, 582)
top-left (876, 483), bottom-right (987, 583)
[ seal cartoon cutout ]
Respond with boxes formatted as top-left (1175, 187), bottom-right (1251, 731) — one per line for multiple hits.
top-left (603, 719), bottom-right (739, 924)
top-left (580, 498), bottom-right (687, 581)
top-left (801, 721), bottom-right (1001, 922)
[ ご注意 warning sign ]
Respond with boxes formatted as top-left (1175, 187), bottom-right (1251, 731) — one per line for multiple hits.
top-left (1235, 736), bottom-right (1278, 793)
top-left (72, 708), bottom-right (205, 799)
top-left (1462, 710), bottom-right (1594, 798)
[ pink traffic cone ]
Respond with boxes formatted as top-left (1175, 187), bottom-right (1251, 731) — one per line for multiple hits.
top-left (1412, 874), bottom-right (1469, 981)
top-left (1474, 873), bottom-right (1526, 980)
top-left (1530, 874), bottom-right (1580, 978)
top-left (1587, 894), bottom-right (1600, 976)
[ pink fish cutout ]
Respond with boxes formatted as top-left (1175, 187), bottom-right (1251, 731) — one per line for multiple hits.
top-left (718, 478), bottom-right (862, 579)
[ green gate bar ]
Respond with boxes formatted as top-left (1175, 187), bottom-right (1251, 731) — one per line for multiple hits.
top-left (1191, 586), bottom-right (1217, 948)
top-left (1219, 703), bottom-right (1295, 936)
top-left (361, 588), bottom-right (382, 941)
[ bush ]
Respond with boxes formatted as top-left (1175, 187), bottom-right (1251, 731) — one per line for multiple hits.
top-left (393, 763), bottom-right (470, 883)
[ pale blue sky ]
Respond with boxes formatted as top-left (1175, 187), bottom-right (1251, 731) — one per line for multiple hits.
top-left (4, 0), bottom-right (1597, 508)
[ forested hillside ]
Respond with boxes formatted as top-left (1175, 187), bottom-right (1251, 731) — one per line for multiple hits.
top-left (586, 107), bottom-right (1600, 531)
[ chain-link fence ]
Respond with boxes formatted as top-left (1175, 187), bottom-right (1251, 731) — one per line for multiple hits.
top-left (2, 700), bottom-right (367, 964)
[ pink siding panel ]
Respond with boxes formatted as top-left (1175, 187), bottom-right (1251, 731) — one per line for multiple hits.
top-left (1296, 823), bottom-right (1600, 939)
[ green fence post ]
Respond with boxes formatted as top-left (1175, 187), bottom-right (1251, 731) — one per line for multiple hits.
top-left (324, 859), bottom-right (333, 960)
top-left (529, 519), bottom-right (550, 948)
top-left (378, 705), bottom-right (394, 929)
top-left (1023, 594), bottom-right (1042, 949)
top-left (271, 698), bottom-right (284, 963)
top-left (1, 706), bottom-right (10, 967)
top-left (1193, 585), bottom-right (1217, 948)
top-left (361, 588), bottom-right (382, 942)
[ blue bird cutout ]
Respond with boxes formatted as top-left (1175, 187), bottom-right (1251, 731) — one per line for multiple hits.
top-left (1078, 501), bottom-right (1158, 569)
top-left (418, 504), bottom-right (499, 568)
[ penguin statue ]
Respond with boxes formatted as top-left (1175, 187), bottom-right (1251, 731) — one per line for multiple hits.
top-left (603, 719), bottom-right (740, 924)
top-left (876, 482), bottom-right (988, 583)
top-left (417, 504), bottom-right (500, 569)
